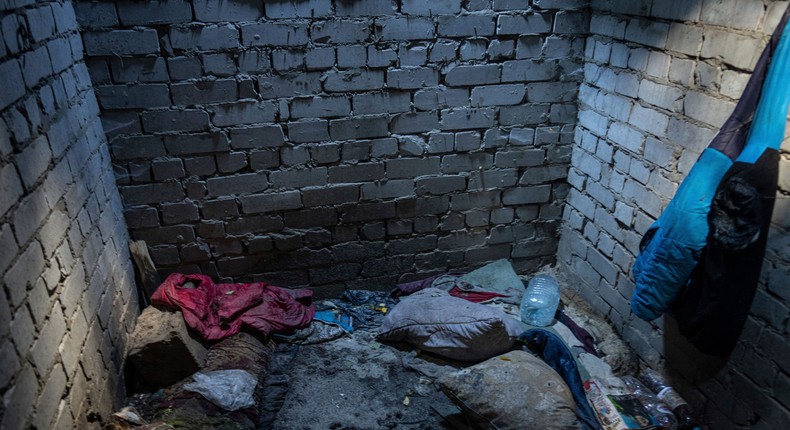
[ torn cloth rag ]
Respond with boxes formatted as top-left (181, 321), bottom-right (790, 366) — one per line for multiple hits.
top-left (151, 273), bottom-right (315, 341)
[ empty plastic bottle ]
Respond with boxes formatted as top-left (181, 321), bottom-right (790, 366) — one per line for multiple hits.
top-left (622, 376), bottom-right (678, 430)
top-left (520, 274), bottom-right (560, 326)
top-left (638, 369), bottom-right (699, 430)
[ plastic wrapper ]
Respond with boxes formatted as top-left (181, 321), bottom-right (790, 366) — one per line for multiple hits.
top-left (184, 369), bottom-right (257, 411)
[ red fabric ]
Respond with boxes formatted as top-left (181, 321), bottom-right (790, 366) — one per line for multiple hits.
top-left (448, 286), bottom-right (508, 303)
top-left (151, 273), bottom-right (315, 341)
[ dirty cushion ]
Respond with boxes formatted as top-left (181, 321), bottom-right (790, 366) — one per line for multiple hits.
top-left (376, 288), bottom-right (522, 362)
top-left (438, 350), bottom-right (580, 429)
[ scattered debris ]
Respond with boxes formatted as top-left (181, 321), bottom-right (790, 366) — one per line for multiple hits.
top-left (125, 332), bottom-right (274, 429)
top-left (107, 406), bottom-right (149, 430)
top-left (332, 289), bottom-right (398, 330)
top-left (183, 370), bottom-right (257, 412)
top-left (274, 320), bottom-right (348, 345)
top-left (114, 263), bottom-right (684, 430)
top-left (560, 289), bottom-right (637, 376)
top-left (313, 308), bottom-right (354, 332)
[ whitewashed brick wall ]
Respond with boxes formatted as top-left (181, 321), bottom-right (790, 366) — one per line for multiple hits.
top-left (0, 1), bottom-right (138, 428)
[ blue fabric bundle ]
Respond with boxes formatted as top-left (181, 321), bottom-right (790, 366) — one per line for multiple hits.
top-left (631, 10), bottom-right (790, 324)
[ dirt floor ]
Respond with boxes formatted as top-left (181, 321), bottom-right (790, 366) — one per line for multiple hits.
top-left (267, 329), bottom-right (467, 430)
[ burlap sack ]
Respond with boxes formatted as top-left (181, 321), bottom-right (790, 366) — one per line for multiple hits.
top-left (438, 350), bottom-right (581, 429)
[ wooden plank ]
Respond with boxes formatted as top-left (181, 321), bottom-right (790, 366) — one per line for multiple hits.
top-left (129, 240), bottom-right (160, 304)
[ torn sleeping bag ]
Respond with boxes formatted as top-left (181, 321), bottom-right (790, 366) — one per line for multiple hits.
top-left (631, 7), bottom-right (790, 329)
top-left (151, 273), bottom-right (315, 341)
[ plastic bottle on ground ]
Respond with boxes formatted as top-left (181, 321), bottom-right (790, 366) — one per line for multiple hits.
top-left (637, 369), bottom-right (700, 430)
top-left (622, 375), bottom-right (678, 430)
top-left (520, 274), bottom-right (560, 326)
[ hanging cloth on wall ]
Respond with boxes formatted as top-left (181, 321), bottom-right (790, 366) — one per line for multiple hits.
top-left (669, 9), bottom-right (790, 356)
top-left (630, 6), bottom-right (790, 323)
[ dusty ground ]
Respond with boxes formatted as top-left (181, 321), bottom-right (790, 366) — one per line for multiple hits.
top-left (268, 329), bottom-right (465, 430)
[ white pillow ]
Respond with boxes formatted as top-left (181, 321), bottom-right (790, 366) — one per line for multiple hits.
top-left (376, 288), bottom-right (522, 362)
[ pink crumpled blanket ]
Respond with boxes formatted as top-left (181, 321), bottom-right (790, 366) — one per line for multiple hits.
top-left (151, 273), bottom-right (315, 341)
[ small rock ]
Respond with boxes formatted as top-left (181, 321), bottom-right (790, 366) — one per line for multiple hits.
top-left (127, 306), bottom-right (207, 388)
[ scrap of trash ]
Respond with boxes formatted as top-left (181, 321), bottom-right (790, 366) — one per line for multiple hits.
top-left (112, 259), bottom-right (698, 430)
